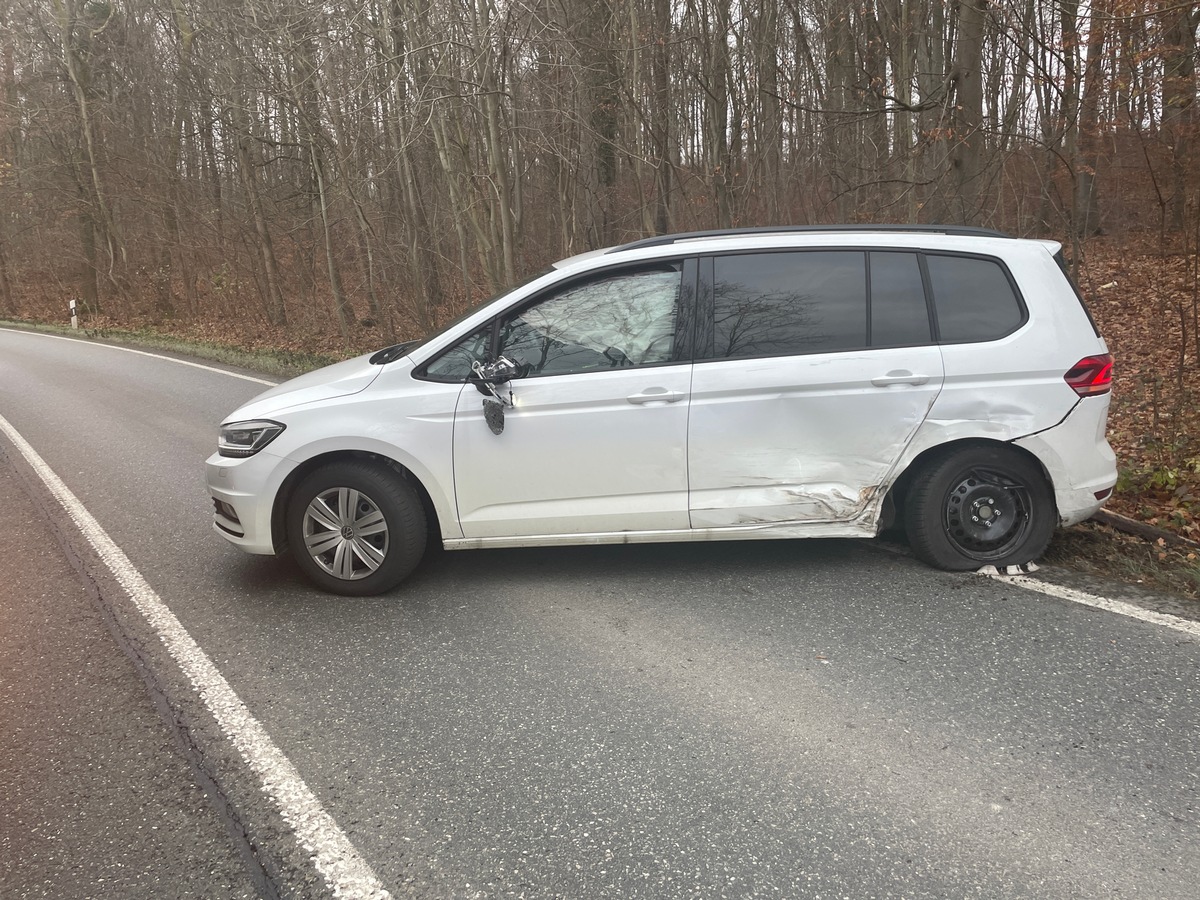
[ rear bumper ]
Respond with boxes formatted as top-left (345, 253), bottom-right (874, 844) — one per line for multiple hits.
top-left (1012, 396), bottom-right (1117, 526)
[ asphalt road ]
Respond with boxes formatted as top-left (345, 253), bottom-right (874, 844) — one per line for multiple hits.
top-left (2, 326), bottom-right (1198, 899)
top-left (0, 459), bottom-right (261, 899)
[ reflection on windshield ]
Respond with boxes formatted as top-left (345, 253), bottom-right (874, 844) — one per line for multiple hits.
top-left (379, 267), bottom-right (555, 361)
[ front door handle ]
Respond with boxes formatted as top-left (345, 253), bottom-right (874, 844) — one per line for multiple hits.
top-left (871, 370), bottom-right (930, 387)
top-left (627, 388), bottom-right (686, 405)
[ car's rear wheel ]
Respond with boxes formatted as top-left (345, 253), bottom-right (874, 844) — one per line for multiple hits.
top-left (286, 460), bottom-right (426, 596)
top-left (904, 446), bottom-right (1055, 571)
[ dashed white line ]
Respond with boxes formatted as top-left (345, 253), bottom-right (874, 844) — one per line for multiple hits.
top-left (0, 412), bottom-right (389, 899)
top-left (983, 571), bottom-right (1200, 638)
top-left (0, 327), bottom-right (278, 386)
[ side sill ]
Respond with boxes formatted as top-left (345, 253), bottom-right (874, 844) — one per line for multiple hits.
top-left (444, 520), bottom-right (876, 551)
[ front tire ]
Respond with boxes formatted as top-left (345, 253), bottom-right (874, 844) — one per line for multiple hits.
top-left (904, 446), bottom-right (1055, 572)
top-left (286, 460), bottom-right (427, 596)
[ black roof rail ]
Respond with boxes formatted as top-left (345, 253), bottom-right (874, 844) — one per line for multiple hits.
top-left (606, 224), bottom-right (1013, 254)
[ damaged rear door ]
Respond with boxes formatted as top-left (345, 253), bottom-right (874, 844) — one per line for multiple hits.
top-left (687, 249), bottom-right (944, 529)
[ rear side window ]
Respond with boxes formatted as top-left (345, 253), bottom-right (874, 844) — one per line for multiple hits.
top-left (709, 251), bottom-right (866, 358)
top-left (925, 254), bottom-right (1025, 342)
top-left (870, 252), bottom-right (931, 345)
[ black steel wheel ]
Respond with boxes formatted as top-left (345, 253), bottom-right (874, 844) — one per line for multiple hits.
top-left (904, 446), bottom-right (1055, 571)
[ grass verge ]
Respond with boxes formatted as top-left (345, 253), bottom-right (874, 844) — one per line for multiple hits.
top-left (0, 319), bottom-right (338, 380)
top-left (1042, 520), bottom-right (1200, 600)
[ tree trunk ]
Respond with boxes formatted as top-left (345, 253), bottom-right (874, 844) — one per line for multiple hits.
top-left (651, 0), bottom-right (673, 234)
top-left (289, 27), bottom-right (351, 341)
top-left (1074, 0), bottom-right (1109, 237)
top-left (229, 92), bottom-right (288, 326)
top-left (1162, 6), bottom-right (1198, 230)
top-left (0, 223), bottom-right (14, 315)
top-left (947, 0), bottom-right (987, 224)
top-left (52, 0), bottom-right (119, 307)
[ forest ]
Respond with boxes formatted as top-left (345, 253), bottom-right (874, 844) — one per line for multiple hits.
top-left (2, 1), bottom-right (1200, 587)
top-left (1, 0), bottom-right (1197, 334)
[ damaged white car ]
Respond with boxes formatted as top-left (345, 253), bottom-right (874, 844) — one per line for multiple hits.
top-left (207, 227), bottom-right (1117, 595)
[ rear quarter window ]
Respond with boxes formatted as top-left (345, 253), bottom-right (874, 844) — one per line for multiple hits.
top-left (925, 254), bottom-right (1026, 343)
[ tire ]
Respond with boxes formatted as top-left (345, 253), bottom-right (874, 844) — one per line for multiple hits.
top-left (286, 460), bottom-right (427, 596)
top-left (904, 446), bottom-right (1055, 572)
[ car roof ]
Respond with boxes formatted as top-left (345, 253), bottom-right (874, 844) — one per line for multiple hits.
top-left (605, 224), bottom-right (1012, 254)
top-left (548, 227), bottom-right (1059, 275)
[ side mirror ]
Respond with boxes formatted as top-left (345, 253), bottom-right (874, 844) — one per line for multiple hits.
top-left (470, 357), bottom-right (517, 435)
top-left (470, 356), bottom-right (518, 394)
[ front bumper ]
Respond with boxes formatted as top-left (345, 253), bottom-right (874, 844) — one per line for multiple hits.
top-left (205, 449), bottom-right (296, 555)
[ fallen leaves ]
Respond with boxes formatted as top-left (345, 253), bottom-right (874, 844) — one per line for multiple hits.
top-left (1077, 237), bottom-right (1200, 543)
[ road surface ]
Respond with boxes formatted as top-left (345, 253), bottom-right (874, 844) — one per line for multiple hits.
top-left (2, 326), bottom-right (1197, 899)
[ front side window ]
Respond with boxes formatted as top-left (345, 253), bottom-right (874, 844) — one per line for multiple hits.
top-left (421, 326), bottom-right (491, 382)
top-left (708, 251), bottom-right (867, 359)
top-left (497, 266), bottom-right (682, 377)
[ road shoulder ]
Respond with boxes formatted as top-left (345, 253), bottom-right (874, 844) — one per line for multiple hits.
top-left (0, 458), bottom-right (263, 899)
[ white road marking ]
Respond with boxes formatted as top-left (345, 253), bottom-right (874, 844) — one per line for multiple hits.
top-left (0, 327), bottom-right (278, 386)
top-left (0, 413), bottom-right (389, 899)
top-left (983, 571), bottom-right (1200, 639)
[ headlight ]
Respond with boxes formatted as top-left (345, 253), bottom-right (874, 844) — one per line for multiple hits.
top-left (218, 420), bottom-right (285, 458)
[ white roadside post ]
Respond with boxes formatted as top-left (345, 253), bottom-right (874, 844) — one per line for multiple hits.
top-left (70, 298), bottom-right (77, 329)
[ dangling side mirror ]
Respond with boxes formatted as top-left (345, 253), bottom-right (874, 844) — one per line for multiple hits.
top-left (470, 356), bottom-right (518, 395)
top-left (471, 357), bottom-right (517, 435)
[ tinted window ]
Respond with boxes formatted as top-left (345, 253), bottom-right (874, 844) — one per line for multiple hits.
top-left (709, 251), bottom-right (866, 358)
top-left (870, 252), bottom-right (930, 345)
top-left (926, 254), bottom-right (1024, 342)
top-left (498, 267), bottom-right (681, 377)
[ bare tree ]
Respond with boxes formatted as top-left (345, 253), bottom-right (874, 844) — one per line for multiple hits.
top-left (0, 0), bottom-right (1197, 339)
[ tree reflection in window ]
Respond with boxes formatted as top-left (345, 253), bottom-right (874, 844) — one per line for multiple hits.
top-left (422, 326), bottom-right (491, 381)
top-left (499, 267), bottom-right (681, 377)
top-left (711, 252), bottom-right (867, 359)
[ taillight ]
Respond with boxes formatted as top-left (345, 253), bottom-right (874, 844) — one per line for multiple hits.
top-left (1064, 354), bottom-right (1113, 397)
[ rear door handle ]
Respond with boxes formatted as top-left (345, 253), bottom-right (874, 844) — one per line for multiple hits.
top-left (871, 370), bottom-right (930, 387)
top-left (627, 388), bottom-right (686, 405)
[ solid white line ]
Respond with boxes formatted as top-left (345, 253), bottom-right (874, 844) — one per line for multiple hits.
top-left (985, 572), bottom-right (1200, 639)
top-left (0, 413), bottom-right (390, 899)
top-left (0, 327), bottom-right (278, 386)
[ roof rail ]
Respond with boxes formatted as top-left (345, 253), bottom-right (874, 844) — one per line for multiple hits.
top-left (606, 224), bottom-right (1013, 254)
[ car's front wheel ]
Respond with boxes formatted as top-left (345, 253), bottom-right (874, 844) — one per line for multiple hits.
top-left (904, 446), bottom-right (1055, 571)
top-left (286, 460), bottom-right (426, 596)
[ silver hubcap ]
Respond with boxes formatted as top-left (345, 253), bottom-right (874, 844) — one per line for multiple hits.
top-left (302, 487), bottom-right (389, 581)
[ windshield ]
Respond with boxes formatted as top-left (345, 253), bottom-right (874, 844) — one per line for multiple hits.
top-left (369, 267), bottom-right (554, 364)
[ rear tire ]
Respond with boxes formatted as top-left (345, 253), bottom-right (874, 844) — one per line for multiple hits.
top-left (286, 460), bottom-right (426, 596)
top-left (904, 446), bottom-right (1055, 572)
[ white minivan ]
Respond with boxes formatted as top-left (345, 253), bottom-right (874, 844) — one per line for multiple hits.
top-left (207, 227), bottom-right (1117, 595)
